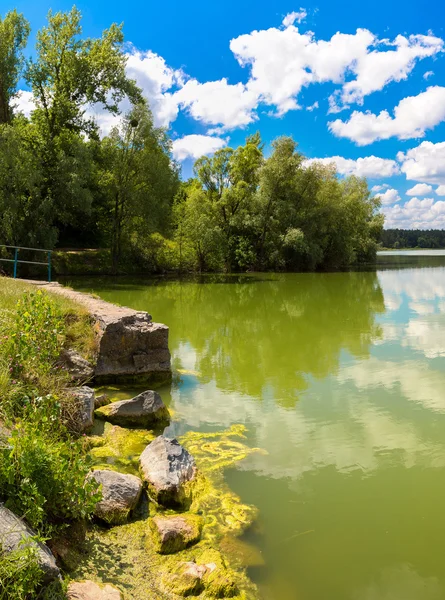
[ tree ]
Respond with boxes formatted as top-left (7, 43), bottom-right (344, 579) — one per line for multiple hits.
top-left (100, 104), bottom-right (179, 271)
top-left (0, 10), bottom-right (30, 124)
top-left (26, 7), bottom-right (141, 139)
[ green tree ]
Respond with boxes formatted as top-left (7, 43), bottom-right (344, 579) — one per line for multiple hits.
top-left (0, 10), bottom-right (30, 124)
top-left (100, 104), bottom-right (179, 271)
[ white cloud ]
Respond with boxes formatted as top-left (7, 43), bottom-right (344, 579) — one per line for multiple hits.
top-left (13, 90), bottom-right (35, 117)
top-left (171, 134), bottom-right (228, 161)
top-left (335, 34), bottom-right (443, 109)
top-left (306, 101), bottom-right (319, 111)
top-left (173, 79), bottom-right (259, 131)
top-left (329, 86), bottom-right (445, 145)
top-left (436, 185), bottom-right (445, 196)
top-left (377, 188), bottom-right (401, 205)
top-left (371, 184), bottom-right (390, 193)
top-left (382, 197), bottom-right (445, 228)
top-left (406, 183), bottom-right (434, 196)
top-left (282, 9), bottom-right (307, 27)
top-left (124, 49), bottom-right (182, 127)
top-left (423, 70), bottom-right (434, 79)
top-left (304, 155), bottom-right (400, 178)
top-left (398, 141), bottom-right (445, 185)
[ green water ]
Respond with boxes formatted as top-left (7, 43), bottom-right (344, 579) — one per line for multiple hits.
top-left (68, 251), bottom-right (445, 600)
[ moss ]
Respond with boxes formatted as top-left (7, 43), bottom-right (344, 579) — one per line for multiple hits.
top-left (150, 514), bottom-right (203, 554)
top-left (89, 423), bottom-right (155, 474)
top-left (72, 425), bottom-right (263, 599)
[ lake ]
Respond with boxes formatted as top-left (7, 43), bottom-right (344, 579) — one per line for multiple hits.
top-left (68, 251), bottom-right (445, 600)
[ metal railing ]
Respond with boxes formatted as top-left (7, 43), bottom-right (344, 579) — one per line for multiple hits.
top-left (0, 245), bottom-right (52, 282)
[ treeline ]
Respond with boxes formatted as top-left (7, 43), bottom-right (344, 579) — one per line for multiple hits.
top-left (381, 229), bottom-right (445, 249)
top-left (0, 8), bottom-right (383, 274)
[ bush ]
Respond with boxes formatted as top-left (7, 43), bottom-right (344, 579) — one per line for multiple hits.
top-left (0, 544), bottom-right (43, 600)
top-left (0, 395), bottom-right (101, 537)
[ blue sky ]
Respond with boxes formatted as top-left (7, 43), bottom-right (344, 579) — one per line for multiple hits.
top-left (5, 0), bottom-right (445, 228)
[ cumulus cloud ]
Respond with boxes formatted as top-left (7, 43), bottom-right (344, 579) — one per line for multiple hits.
top-left (382, 197), bottom-right (445, 228)
top-left (330, 86), bottom-right (445, 145)
top-left (230, 26), bottom-right (443, 117)
top-left (171, 134), bottom-right (228, 161)
top-left (406, 183), bottom-right (434, 196)
top-left (282, 9), bottom-right (307, 27)
top-left (398, 141), bottom-right (445, 185)
top-left (377, 188), bottom-right (401, 205)
top-left (303, 155), bottom-right (400, 178)
top-left (125, 49), bottom-right (183, 127)
top-left (423, 70), bottom-right (434, 79)
top-left (173, 79), bottom-right (258, 131)
top-left (436, 185), bottom-right (445, 196)
top-left (371, 184), bottom-right (390, 193)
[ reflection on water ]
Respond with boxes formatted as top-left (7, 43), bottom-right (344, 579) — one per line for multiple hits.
top-left (69, 253), bottom-right (445, 600)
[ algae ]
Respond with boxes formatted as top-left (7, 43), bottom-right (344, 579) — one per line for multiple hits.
top-left (88, 423), bottom-right (155, 474)
top-left (72, 425), bottom-right (263, 599)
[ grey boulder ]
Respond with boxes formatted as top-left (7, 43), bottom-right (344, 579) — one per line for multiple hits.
top-left (59, 349), bottom-right (94, 382)
top-left (87, 470), bottom-right (143, 525)
top-left (94, 390), bottom-right (169, 428)
top-left (0, 503), bottom-right (60, 583)
top-left (139, 436), bottom-right (197, 508)
top-left (66, 386), bottom-right (95, 432)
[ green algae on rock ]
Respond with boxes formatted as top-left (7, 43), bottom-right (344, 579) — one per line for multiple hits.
top-left (73, 424), bottom-right (264, 599)
top-left (150, 513), bottom-right (203, 554)
top-left (88, 470), bottom-right (143, 526)
top-left (88, 423), bottom-right (156, 474)
top-left (94, 390), bottom-right (170, 428)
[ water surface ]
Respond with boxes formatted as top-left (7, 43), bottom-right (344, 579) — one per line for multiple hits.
top-left (69, 253), bottom-right (445, 600)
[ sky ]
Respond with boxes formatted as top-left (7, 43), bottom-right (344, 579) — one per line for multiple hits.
top-left (5, 0), bottom-right (445, 229)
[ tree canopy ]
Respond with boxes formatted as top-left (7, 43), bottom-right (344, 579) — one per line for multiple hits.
top-left (0, 6), bottom-right (383, 274)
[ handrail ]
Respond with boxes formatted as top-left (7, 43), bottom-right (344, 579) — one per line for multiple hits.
top-left (0, 245), bottom-right (52, 282)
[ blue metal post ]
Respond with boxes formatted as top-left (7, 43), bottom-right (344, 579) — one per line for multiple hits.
top-left (13, 248), bottom-right (18, 278)
top-left (48, 251), bottom-right (52, 282)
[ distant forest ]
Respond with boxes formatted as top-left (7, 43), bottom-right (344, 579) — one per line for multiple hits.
top-left (381, 229), bottom-right (445, 249)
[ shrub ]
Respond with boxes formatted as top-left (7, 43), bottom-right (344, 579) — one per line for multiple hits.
top-left (0, 544), bottom-right (43, 600)
top-left (0, 395), bottom-right (101, 537)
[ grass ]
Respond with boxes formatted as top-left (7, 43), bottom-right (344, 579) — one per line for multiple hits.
top-left (0, 276), bottom-right (101, 598)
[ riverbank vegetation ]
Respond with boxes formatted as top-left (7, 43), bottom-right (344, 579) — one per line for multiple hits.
top-left (381, 229), bottom-right (445, 249)
top-left (0, 279), bottom-right (99, 597)
top-left (0, 7), bottom-right (383, 276)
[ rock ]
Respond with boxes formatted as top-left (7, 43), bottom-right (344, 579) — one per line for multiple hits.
top-left (139, 436), bottom-right (197, 508)
top-left (28, 282), bottom-right (171, 385)
top-left (198, 548), bottom-right (238, 598)
top-left (161, 551), bottom-right (238, 598)
top-left (66, 386), bottom-right (95, 432)
top-left (0, 503), bottom-right (60, 583)
top-left (59, 349), bottom-right (95, 382)
top-left (95, 393), bottom-right (111, 409)
top-left (67, 580), bottom-right (122, 599)
top-left (161, 562), bottom-right (205, 596)
top-left (87, 470), bottom-right (143, 525)
top-left (95, 390), bottom-right (169, 428)
top-left (150, 513), bottom-right (203, 554)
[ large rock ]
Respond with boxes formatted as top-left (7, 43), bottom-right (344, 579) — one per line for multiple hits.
top-left (139, 436), bottom-right (197, 508)
top-left (59, 349), bottom-right (95, 382)
top-left (87, 470), bottom-right (143, 525)
top-left (27, 282), bottom-right (172, 385)
top-left (0, 504), bottom-right (60, 583)
top-left (150, 513), bottom-right (203, 554)
top-left (95, 390), bottom-right (169, 428)
top-left (67, 580), bottom-right (122, 599)
top-left (66, 386), bottom-right (95, 432)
